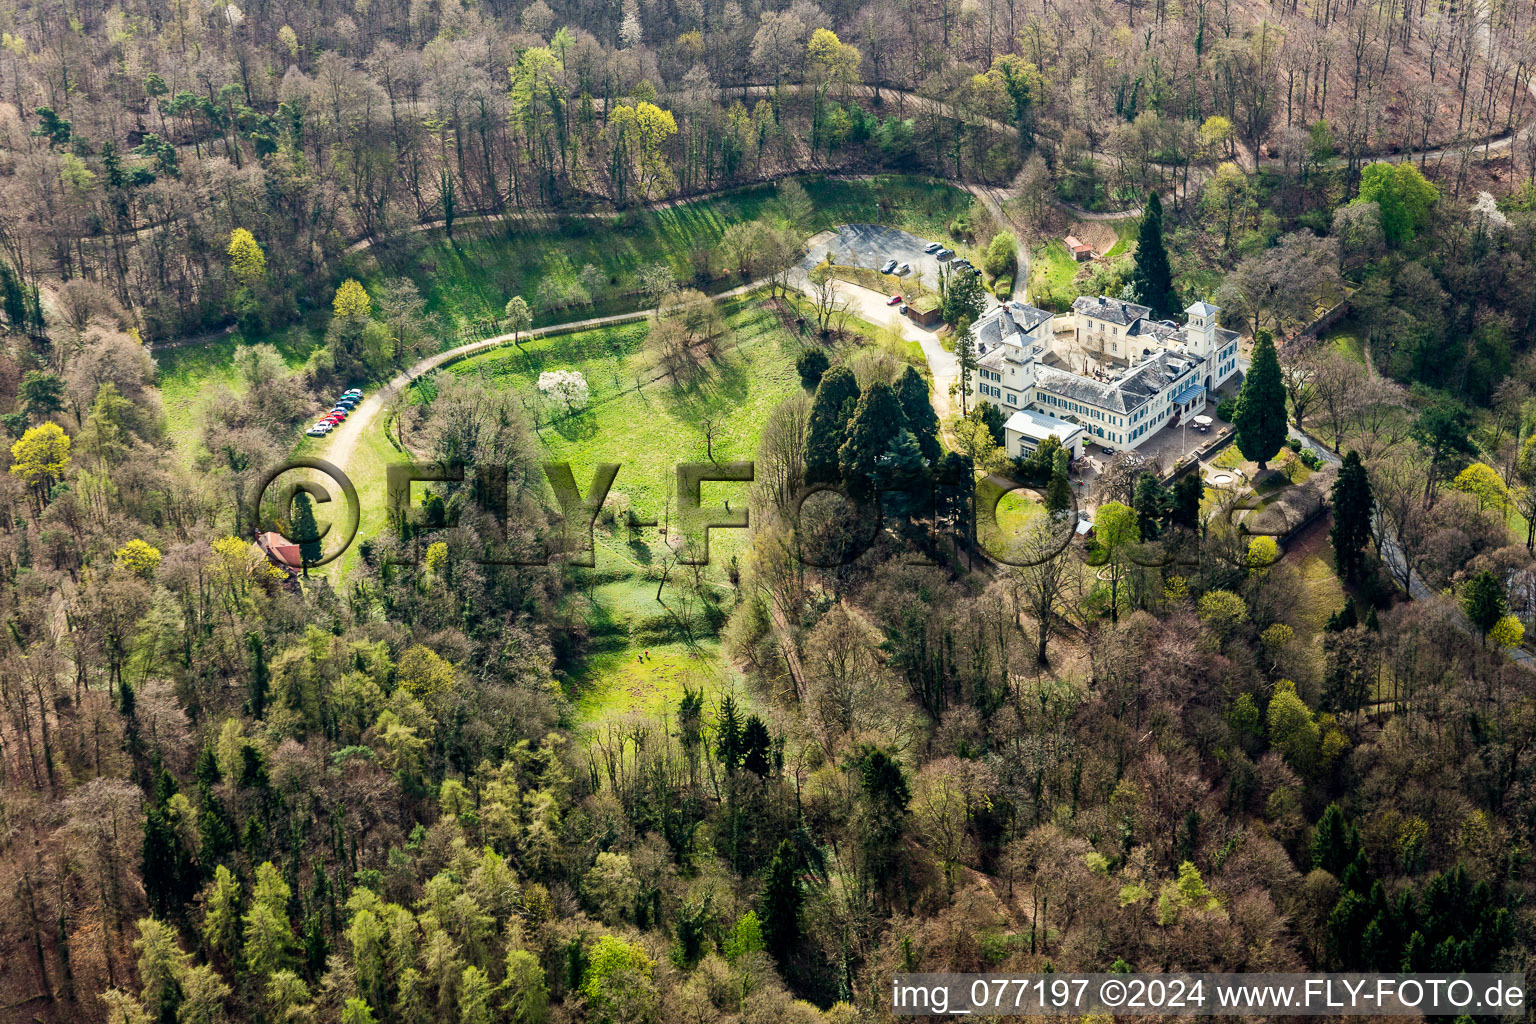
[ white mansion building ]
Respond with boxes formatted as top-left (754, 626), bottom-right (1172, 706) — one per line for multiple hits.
top-left (969, 296), bottom-right (1241, 461)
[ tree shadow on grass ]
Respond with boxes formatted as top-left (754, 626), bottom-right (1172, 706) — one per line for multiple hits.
top-left (663, 349), bottom-right (751, 426)
top-left (551, 408), bottom-right (600, 442)
top-left (626, 537), bottom-right (654, 564)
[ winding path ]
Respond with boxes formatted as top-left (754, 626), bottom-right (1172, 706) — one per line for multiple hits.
top-left (317, 280), bottom-right (769, 475)
top-left (1288, 424), bottom-right (1535, 671)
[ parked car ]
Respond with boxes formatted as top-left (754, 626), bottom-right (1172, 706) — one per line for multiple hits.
top-left (342, 389), bottom-right (363, 399)
top-left (880, 258), bottom-right (898, 274)
top-left (898, 304), bottom-right (909, 315)
top-left (888, 294), bottom-right (902, 305)
top-left (1100, 445), bottom-right (1115, 455)
top-left (336, 397), bottom-right (357, 409)
top-left (306, 423), bottom-right (331, 437)
top-left (898, 263), bottom-right (911, 275)
top-left (953, 257), bottom-right (972, 268)
top-left (936, 248), bottom-right (953, 260)
top-left (923, 242), bottom-right (942, 254)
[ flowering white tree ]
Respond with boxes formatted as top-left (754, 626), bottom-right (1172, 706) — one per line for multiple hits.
top-left (1471, 191), bottom-right (1508, 235)
top-left (538, 369), bottom-right (589, 413)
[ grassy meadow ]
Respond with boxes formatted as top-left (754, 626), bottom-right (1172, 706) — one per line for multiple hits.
top-left (443, 296), bottom-right (806, 722)
top-left (350, 175), bottom-right (977, 333)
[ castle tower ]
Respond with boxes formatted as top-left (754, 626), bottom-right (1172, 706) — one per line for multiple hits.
top-left (1183, 300), bottom-right (1220, 358)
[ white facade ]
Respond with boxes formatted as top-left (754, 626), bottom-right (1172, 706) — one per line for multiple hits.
top-left (1003, 408), bottom-right (1088, 459)
top-left (969, 297), bottom-right (1241, 455)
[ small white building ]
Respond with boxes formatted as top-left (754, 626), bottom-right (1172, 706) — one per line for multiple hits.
top-left (1003, 408), bottom-right (1088, 460)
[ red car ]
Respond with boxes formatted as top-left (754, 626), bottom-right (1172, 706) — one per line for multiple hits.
top-left (888, 294), bottom-right (902, 305)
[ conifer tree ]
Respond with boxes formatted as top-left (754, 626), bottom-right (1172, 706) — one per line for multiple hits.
top-left (289, 491), bottom-right (321, 576)
top-left (740, 716), bottom-right (771, 776)
top-left (1170, 472), bottom-right (1203, 531)
top-left (1133, 473), bottom-right (1169, 539)
top-left (838, 380), bottom-right (906, 497)
top-left (804, 366), bottom-right (860, 484)
top-left (142, 761), bottom-right (197, 918)
top-left (246, 632), bottom-right (269, 720)
top-left (1235, 329), bottom-right (1287, 469)
top-left (894, 365), bottom-right (941, 464)
top-left (1331, 450), bottom-right (1373, 581)
top-left (1462, 570), bottom-right (1506, 643)
top-left (1311, 803), bottom-right (1360, 876)
top-left (1130, 192), bottom-right (1178, 318)
top-left (759, 840), bottom-right (803, 964)
top-left (716, 695), bottom-right (743, 773)
top-left (1045, 450), bottom-right (1072, 516)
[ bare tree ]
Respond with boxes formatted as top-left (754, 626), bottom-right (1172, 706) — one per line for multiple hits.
top-left (1007, 517), bottom-right (1079, 664)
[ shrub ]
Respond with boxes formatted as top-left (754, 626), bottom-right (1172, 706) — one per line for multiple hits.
top-left (1216, 395), bottom-right (1237, 421)
top-left (984, 231), bottom-right (1018, 278)
top-left (993, 277), bottom-right (1013, 299)
top-left (796, 347), bottom-right (830, 388)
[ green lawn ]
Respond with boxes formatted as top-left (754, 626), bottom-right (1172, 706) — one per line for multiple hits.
top-left (1212, 445), bottom-right (1247, 470)
top-left (564, 573), bottom-right (746, 725)
top-left (975, 475), bottom-right (1046, 553)
top-left (447, 297), bottom-right (801, 521)
top-left (1326, 329), bottom-right (1366, 364)
top-left (156, 329), bottom-right (316, 464)
top-left (1296, 553), bottom-right (1347, 638)
top-left (1028, 240), bottom-right (1080, 309)
top-left (351, 175), bottom-right (976, 334)
top-left (159, 174), bottom-right (969, 461)
top-left (442, 297), bottom-right (804, 722)
top-left (1101, 219), bottom-right (1140, 259)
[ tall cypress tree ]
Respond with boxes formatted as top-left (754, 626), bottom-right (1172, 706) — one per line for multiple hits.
top-left (1170, 472), bottom-right (1203, 531)
top-left (740, 716), bottom-right (772, 777)
top-left (803, 366), bottom-right (861, 484)
top-left (716, 695), bottom-right (743, 773)
top-left (893, 365), bottom-right (941, 464)
top-left (759, 839), bottom-right (803, 964)
top-left (246, 632), bottom-right (269, 719)
top-left (838, 381), bottom-right (907, 498)
top-left (1235, 329), bottom-right (1287, 470)
top-left (1045, 450), bottom-right (1072, 516)
top-left (1330, 450), bottom-right (1374, 581)
top-left (1130, 192), bottom-right (1178, 318)
top-left (290, 491), bottom-right (322, 576)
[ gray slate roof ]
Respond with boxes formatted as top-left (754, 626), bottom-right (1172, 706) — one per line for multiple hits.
top-left (974, 300), bottom-right (1054, 348)
top-left (1073, 295), bottom-right (1151, 326)
top-left (1035, 350), bottom-right (1199, 415)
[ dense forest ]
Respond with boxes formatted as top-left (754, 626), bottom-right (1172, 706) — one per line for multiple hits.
top-left (0, 0), bottom-right (1533, 336)
top-left (2, 0), bottom-right (1536, 1021)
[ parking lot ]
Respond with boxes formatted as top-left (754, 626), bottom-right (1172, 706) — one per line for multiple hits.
top-left (800, 223), bottom-right (982, 299)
